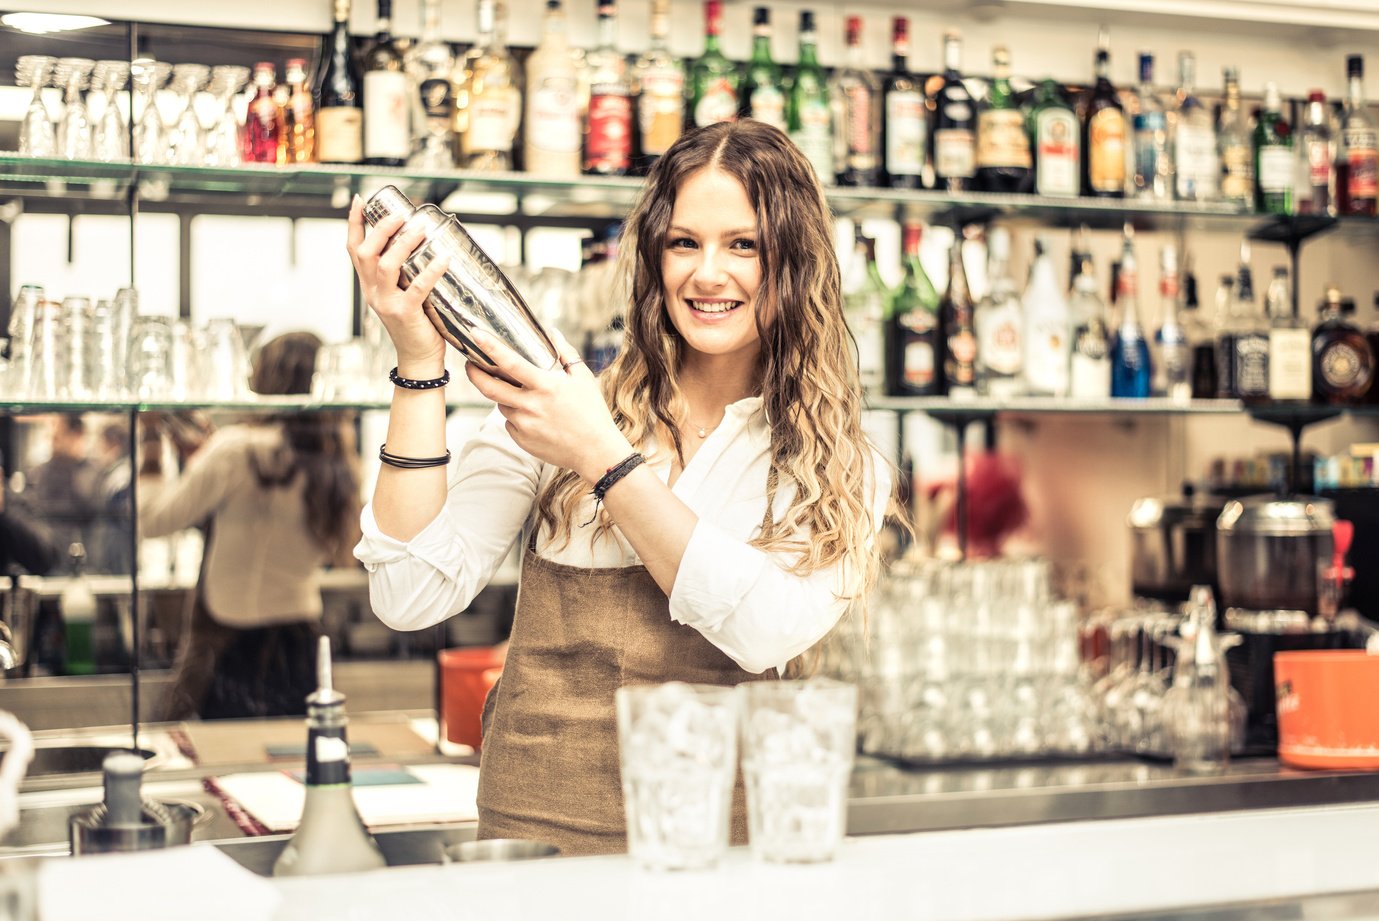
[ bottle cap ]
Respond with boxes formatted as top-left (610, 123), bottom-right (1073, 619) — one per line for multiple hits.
top-left (1348, 54), bottom-right (1364, 79)
top-left (753, 6), bottom-right (768, 26)
top-left (800, 10), bottom-right (814, 32)
top-left (1309, 89), bottom-right (1326, 103)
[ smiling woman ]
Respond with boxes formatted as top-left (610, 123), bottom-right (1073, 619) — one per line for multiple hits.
top-left (348, 119), bottom-right (892, 858)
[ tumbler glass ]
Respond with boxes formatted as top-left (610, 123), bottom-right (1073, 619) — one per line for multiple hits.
top-left (615, 682), bottom-right (738, 871)
top-left (738, 678), bottom-right (857, 863)
top-left (127, 316), bottom-right (175, 400)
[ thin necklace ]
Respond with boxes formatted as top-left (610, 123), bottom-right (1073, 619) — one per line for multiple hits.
top-left (687, 411), bottom-right (724, 439)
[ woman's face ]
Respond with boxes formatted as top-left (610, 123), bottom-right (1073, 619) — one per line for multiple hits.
top-left (661, 167), bottom-right (765, 369)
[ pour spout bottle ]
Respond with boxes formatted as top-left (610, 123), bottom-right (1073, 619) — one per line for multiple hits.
top-left (272, 637), bottom-right (386, 877)
top-left (1164, 586), bottom-right (1239, 774)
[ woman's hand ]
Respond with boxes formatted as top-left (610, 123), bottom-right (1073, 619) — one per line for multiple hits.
top-left (346, 195), bottom-right (451, 374)
top-left (465, 328), bottom-right (633, 483)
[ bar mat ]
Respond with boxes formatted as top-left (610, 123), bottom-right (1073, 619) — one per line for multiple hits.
top-left (181, 718), bottom-right (433, 767)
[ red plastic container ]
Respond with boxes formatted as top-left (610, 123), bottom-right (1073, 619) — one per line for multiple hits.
top-left (438, 646), bottom-right (504, 750)
top-left (1275, 650), bottom-right (1379, 769)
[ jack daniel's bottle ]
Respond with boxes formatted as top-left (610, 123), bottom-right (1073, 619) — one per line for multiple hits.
top-left (272, 637), bottom-right (386, 877)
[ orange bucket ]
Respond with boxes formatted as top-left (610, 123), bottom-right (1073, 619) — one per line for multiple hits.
top-left (1274, 650), bottom-right (1379, 769)
top-left (439, 646), bottom-right (504, 750)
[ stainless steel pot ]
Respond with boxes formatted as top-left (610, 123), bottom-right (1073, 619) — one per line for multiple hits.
top-left (1128, 486), bottom-right (1224, 603)
top-left (1216, 494), bottom-right (1334, 616)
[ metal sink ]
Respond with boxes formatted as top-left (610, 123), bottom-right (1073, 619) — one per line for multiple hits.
top-left (214, 824), bottom-right (479, 876)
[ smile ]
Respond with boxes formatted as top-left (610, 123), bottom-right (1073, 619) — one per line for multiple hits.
top-left (688, 299), bottom-right (743, 315)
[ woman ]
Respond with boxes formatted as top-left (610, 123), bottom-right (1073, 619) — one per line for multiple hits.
top-left (142, 332), bottom-right (360, 719)
top-left (351, 121), bottom-right (890, 855)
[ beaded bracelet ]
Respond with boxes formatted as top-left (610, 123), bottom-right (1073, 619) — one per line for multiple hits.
top-left (581, 452), bottom-right (646, 526)
top-left (379, 444), bottom-right (452, 469)
top-left (389, 366), bottom-right (450, 390)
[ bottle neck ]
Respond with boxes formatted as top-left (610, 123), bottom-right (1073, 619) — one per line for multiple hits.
top-left (1349, 75), bottom-right (1367, 111)
top-left (846, 35), bottom-right (863, 68)
top-left (891, 37), bottom-right (909, 74)
top-left (305, 716), bottom-right (351, 787)
top-left (798, 34), bottom-right (819, 67)
top-left (333, 0), bottom-right (351, 26)
top-left (649, 5), bottom-right (669, 50)
top-left (751, 29), bottom-right (771, 63)
top-left (598, 12), bottom-right (617, 52)
top-left (1179, 58), bottom-right (1195, 96)
top-left (943, 38), bottom-right (961, 75)
top-left (1096, 52), bottom-right (1111, 84)
top-left (421, 0), bottom-right (440, 41)
top-left (476, 0), bottom-right (495, 47)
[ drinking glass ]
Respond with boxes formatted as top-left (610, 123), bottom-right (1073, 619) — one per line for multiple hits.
top-left (202, 318), bottom-right (248, 401)
top-left (6, 285), bottom-right (44, 398)
top-left (90, 299), bottom-right (124, 400)
top-left (91, 60), bottom-right (130, 161)
top-left (738, 679), bottom-right (856, 863)
top-left (166, 63), bottom-right (210, 166)
top-left (615, 682), bottom-right (738, 871)
top-left (29, 299), bottom-right (63, 400)
top-left (127, 316), bottom-right (175, 400)
top-left (54, 58), bottom-right (95, 160)
top-left (16, 56), bottom-right (57, 158)
top-left (203, 66), bottom-right (248, 167)
top-left (60, 296), bottom-right (93, 400)
top-left (130, 59), bottom-right (171, 166)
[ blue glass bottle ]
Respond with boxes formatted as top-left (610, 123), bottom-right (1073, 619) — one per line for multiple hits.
top-left (1111, 224), bottom-right (1153, 398)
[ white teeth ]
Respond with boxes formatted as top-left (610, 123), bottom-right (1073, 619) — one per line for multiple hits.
top-left (691, 301), bottom-right (740, 314)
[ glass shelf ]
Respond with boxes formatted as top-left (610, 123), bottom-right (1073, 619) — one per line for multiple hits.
top-left (9, 153), bottom-right (1379, 236)
top-left (0, 396), bottom-right (494, 413)
top-left (869, 396), bottom-right (1379, 422)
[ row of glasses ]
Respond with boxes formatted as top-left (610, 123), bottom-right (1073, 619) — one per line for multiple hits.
top-left (17, 56), bottom-right (130, 162)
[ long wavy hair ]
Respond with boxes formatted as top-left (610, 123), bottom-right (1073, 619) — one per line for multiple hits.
top-left (248, 331), bottom-right (360, 559)
top-left (537, 120), bottom-right (882, 601)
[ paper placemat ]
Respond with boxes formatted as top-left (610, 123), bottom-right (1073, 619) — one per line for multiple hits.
top-left (211, 763), bottom-right (480, 832)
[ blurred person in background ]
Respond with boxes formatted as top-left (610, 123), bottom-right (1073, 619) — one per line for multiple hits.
top-left (140, 332), bottom-right (362, 720)
top-left (16, 413), bottom-right (99, 571)
top-left (89, 420), bottom-right (132, 574)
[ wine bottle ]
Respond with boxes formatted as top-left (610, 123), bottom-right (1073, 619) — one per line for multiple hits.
top-left (1028, 79), bottom-right (1080, 198)
top-left (272, 637), bottom-right (386, 878)
top-left (362, 0), bottom-right (410, 166)
top-left (1083, 30), bottom-right (1127, 198)
top-left (633, 0), bottom-right (684, 171)
top-left (457, 0), bottom-right (520, 171)
top-left (786, 11), bottom-right (832, 183)
top-left (831, 15), bottom-right (880, 187)
top-left (942, 232), bottom-right (977, 396)
top-left (881, 17), bottom-right (926, 190)
top-left (689, 0), bottom-right (739, 128)
top-left (741, 7), bottom-right (785, 131)
top-left (315, 0), bottom-right (364, 165)
top-left (889, 220), bottom-right (941, 396)
top-left (932, 31), bottom-right (976, 193)
top-left (975, 46), bottom-right (1032, 193)
top-left (584, 0), bottom-right (633, 176)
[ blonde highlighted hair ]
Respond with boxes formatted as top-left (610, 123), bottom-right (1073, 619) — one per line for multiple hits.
top-left (536, 120), bottom-right (883, 602)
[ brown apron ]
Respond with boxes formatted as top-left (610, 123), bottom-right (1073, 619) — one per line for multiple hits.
top-left (476, 476), bottom-right (780, 857)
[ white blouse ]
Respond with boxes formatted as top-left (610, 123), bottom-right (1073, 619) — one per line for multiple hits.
top-left (354, 398), bottom-right (890, 674)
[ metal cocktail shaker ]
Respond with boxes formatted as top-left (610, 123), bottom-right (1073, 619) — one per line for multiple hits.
top-left (362, 186), bottom-right (560, 385)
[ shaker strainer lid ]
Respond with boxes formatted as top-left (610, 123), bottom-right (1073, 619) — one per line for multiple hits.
top-left (1216, 494), bottom-right (1335, 535)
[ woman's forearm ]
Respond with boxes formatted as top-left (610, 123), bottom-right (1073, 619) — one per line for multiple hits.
top-left (598, 464), bottom-right (698, 596)
top-left (371, 355), bottom-right (450, 541)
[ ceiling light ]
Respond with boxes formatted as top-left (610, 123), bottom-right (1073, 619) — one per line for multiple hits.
top-left (0, 13), bottom-right (110, 35)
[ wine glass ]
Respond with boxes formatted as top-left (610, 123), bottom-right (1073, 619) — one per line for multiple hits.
top-left (130, 58), bottom-right (172, 165)
top-left (16, 55), bottom-right (57, 158)
top-left (54, 58), bottom-right (96, 160)
top-left (203, 65), bottom-right (249, 167)
top-left (91, 60), bottom-right (131, 161)
top-left (166, 63), bottom-right (210, 166)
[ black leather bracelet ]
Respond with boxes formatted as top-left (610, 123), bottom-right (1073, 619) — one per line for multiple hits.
top-left (389, 366), bottom-right (450, 390)
top-left (581, 452), bottom-right (646, 527)
top-left (379, 443), bottom-right (451, 469)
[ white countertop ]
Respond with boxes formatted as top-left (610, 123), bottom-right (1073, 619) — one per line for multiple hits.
top-left (261, 802), bottom-right (1379, 921)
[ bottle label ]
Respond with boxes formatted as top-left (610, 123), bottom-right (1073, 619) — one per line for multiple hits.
top-left (844, 85), bottom-right (876, 168)
top-left (529, 80), bottom-right (582, 154)
top-left (934, 128), bottom-right (975, 178)
top-left (749, 85), bottom-right (787, 131)
top-left (639, 70), bottom-right (685, 156)
top-left (1268, 327), bottom-right (1312, 400)
top-left (1089, 109), bottom-right (1127, 192)
top-left (976, 109), bottom-right (1031, 169)
top-left (1233, 332), bottom-right (1270, 396)
top-left (306, 726), bottom-right (351, 786)
top-left (465, 87), bottom-right (519, 155)
top-left (792, 99), bottom-right (834, 180)
top-left (586, 91), bottom-right (632, 170)
top-left (1308, 138), bottom-right (1333, 187)
top-left (1070, 351), bottom-right (1112, 399)
top-left (1258, 146), bottom-right (1294, 193)
top-left (947, 329), bottom-right (977, 385)
top-left (981, 316), bottom-right (1023, 375)
top-left (1346, 133), bottom-right (1379, 198)
top-left (884, 90), bottom-right (926, 177)
top-left (1174, 123), bottom-right (1218, 193)
top-left (363, 69), bottom-right (411, 159)
top-left (1025, 317), bottom-right (1069, 395)
top-left (902, 339), bottom-right (936, 390)
top-left (419, 77), bottom-right (454, 125)
top-left (1036, 108), bottom-right (1079, 196)
top-left (1321, 340), bottom-right (1366, 389)
top-left (694, 79), bottom-right (738, 128)
top-left (1221, 144), bottom-right (1254, 201)
top-left (316, 107), bottom-right (363, 162)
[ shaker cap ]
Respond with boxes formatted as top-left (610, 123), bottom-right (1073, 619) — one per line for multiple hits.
top-left (362, 185), bottom-right (417, 227)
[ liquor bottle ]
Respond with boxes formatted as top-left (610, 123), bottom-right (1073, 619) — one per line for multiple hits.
top-left (633, 0), bottom-right (684, 171)
top-left (831, 15), bottom-right (880, 187)
top-left (1068, 248), bottom-right (1111, 400)
top-left (1028, 78), bottom-right (1080, 199)
top-left (1265, 266), bottom-right (1312, 401)
top-left (1172, 52), bottom-right (1218, 202)
top-left (942, 232), bottom-right (978, 396)
top-left (407, 0), bottom-right (456, 170)
top-left (976, 46), bottom-right (1032, 194)
top-left (315, 0), bottom-right (364, 165)
top-left (1083, 31), bottom-right (1127, 198)
top-left (584, 0), bottom-right (633, 176)
top-left (1130, 52), bottom-right (1170, 200)
top-left (1340, 55), bottom-right (1378, 217)
top-left (1213, 275), bottom-right (1237, 398)
top-left (932, 31), bottom-right (976, 193)
top-left (1231, 242), bottom-right (1269, 400)
top-left (973, 227), bottom-right (1024, 397)
top-left (525, 0), bottom-right (581, 177)
top-left (741, 7), bottom-right (785, 131)
top-left (882, 17), bottom-right (926, 190)
top-left (1110, 225), bottom-right (1151, 398)
top-left (243, 63), bottom-right (282, 164)
top-left (1218, 68), bottom-right (1254, 208)
top-left (842, 228), bottom-right (887, 394)
top-left (456, 0), bottom-right (519, 171)
top-left (1155, 245), bottom-right (1191, 402)
top-left (787, 12), bottom-right (833, 183)
top-left (272, 637), bottom-right (386, 878)
top-left (1313, 285), bottom-right (1376, 404)
top-left (1253, 82), bottom-right (1294, 215)
top-left (362, 0), bottom-right (410, 166)
top-left (689, 0), bottom-right (739, 129)
top-left (1296, 91), bottom-right (1334, 215)
top-left (1183, 273), bottom-right (1218, 399)
top-left (1023, 237), bottom-right (1071, 397)
top-left (280, 59), bottom-right (315, 163)
top-left (890, 220), bottom-right (942, 396)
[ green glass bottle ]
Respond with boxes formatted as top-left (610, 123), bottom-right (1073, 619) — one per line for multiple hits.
top-left (740, 6), bottom-right (785, 131)
top-left (1253, 81), bottom-right (1294, 215)
top-left (889, 220), bottom-right (943, 396)
top-left (786, 10), bottom-right (833, 183)
top-left (1027, 78), bottom-right (1080, 198)
top-left (689, 0), bottom-right (739, 128)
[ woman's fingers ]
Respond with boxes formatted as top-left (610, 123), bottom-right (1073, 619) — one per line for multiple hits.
top-left (354, 211), bottom-right (407, 264)
top-left (346, 195), bottom-right (366, 252)
top-left (470, 328), bottom-right (542, 389)
top-left (466, 360), bottom-right (526, 407)
top-left (548, 327), bottom-right (593, 379)
top-left (377, 225), bottom-right (426, 287)
top-left (405, 255), bottom-right (451, 305)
